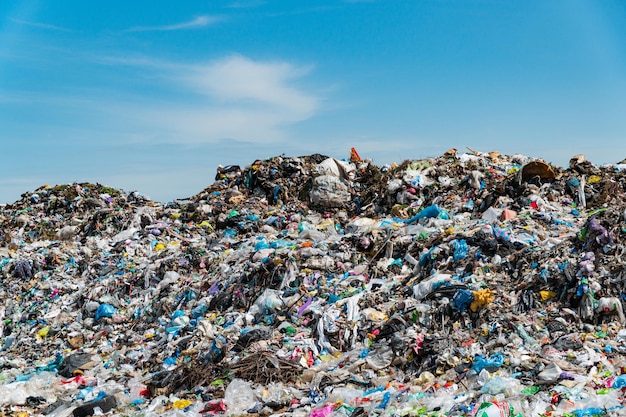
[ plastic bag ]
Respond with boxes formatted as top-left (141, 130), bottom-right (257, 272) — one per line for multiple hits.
top-left (452, 239), bottom-right (468, 261)
top-left (538, 362), bottom-right (562, 382)
top-left (471, 352), bottom-right (504, 374)
top-left (452, 289), bottom-right (474, 312)
top-left (95, 303), bottom-right (116, 321)
top-left (612, 374), bottom-right (626, 389)
top-left (366, 345), bottom-right (393, 370)
top-left (479, 376), bottom-right (520, 396)
top-left (223, 379), bottom-right (256, 416)
top-left (474, 401), bottom-right (522, 417)
top-left (251, 289), bottom-right (284, 315)
top-left (404, 205), bottom-right (441, 224)
top-left (310, 175), bottom-right (351, 208)
top-left (309, 403), bottom-right (334, 417)
top-left (412, 273), bottom-right (451, 300)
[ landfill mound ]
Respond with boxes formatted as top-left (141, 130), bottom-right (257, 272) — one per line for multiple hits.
top-left (2, 149), bottom-right (626, 416)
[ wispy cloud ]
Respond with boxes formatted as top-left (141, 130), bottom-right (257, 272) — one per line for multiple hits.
top-left (184, 55), bottom-right (316, 116)
top-left (124, 15), bottom-right (221, 32)
top-left (226, 0), bottom-right (266, 9)
top-left (31, 54), bottom-right (321, 146)
top-left (10, 18), bottom-right (72, 32)
top-left (116, 54), bottom-right (319, 144)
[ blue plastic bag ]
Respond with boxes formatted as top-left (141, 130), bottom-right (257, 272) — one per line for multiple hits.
top-left (472, 352), bottom-right (504, 373)
top-left (452, 289), bottom-right (474, 312)
top-left (95, 303), bottom-right (116, 321)
top-left (404, 205), bottom-right (441, 224)
top-left (453, 239), bottom-right (469, 261)
top-left (612, 374), bottom-right (626, 388)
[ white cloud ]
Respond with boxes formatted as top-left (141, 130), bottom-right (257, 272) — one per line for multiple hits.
top-left (125, 15), bottom-right (221, 32)
top-left (10, 18), bottom-right (72, 32)
top-left (2, 53), bottom-right (321, 151)
top-left (185, 55), bottom-right (317, 117)
top-left (94, 54), bottom-right (320, 145)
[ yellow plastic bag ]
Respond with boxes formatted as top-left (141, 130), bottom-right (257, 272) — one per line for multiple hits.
top-left (470, 289), bottom-right (494, 312)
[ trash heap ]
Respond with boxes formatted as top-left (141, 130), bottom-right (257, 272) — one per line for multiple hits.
top-left (2, 149), bottom-right (626, 417)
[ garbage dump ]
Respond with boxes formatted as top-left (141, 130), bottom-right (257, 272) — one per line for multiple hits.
top-left (2, 148), bottom-right (626, 416)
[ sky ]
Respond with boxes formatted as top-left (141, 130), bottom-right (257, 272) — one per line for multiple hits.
top-left (1, 0), bottom-right (625, 203)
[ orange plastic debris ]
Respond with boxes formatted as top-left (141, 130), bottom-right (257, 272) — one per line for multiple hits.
top-left (350, 147), bottom-right (361, 162)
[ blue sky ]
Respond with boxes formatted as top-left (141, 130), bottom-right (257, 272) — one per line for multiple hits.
top-left (1, 1), bottom-right (625, 203)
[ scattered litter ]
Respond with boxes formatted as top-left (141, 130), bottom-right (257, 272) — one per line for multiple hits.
top-left (2, 149), bottom-right (626, 416)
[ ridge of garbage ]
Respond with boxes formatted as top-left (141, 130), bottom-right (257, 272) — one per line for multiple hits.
top-left (1, 148), bottom-right (626, 416)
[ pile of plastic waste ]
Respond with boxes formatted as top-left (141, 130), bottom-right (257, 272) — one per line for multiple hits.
top-left (2, 148), bottom-right (626, 417)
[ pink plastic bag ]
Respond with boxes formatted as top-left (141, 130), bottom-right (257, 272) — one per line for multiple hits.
top-left (310, 403), bottom-right (334, 417)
